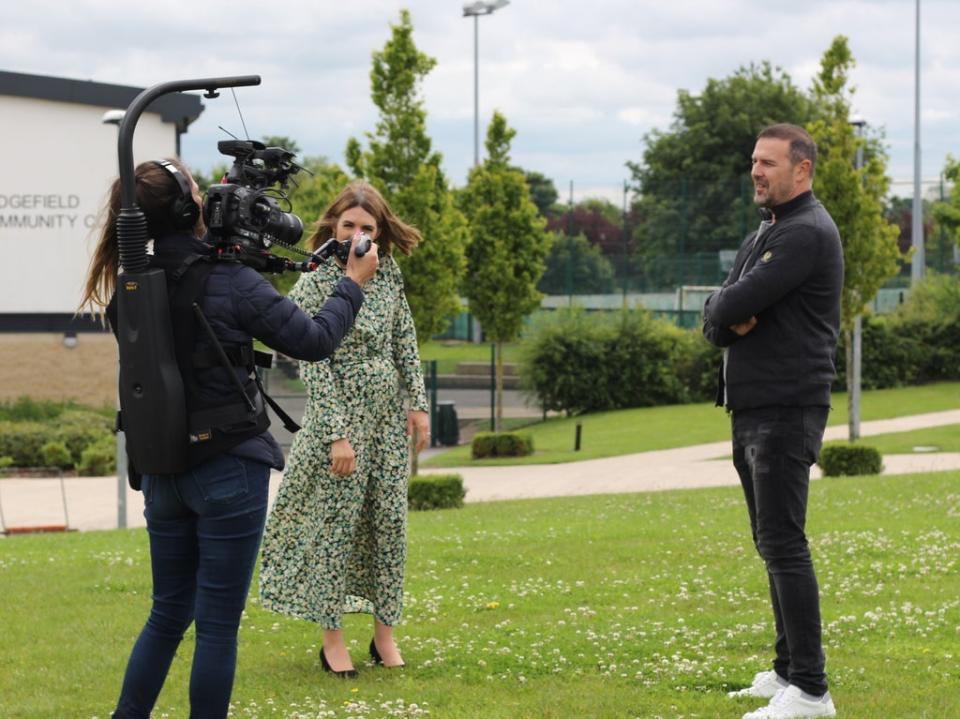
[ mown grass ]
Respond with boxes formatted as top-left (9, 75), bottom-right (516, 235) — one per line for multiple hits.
top-left (1, 471), bottom-right (959, 718)
top-left (825, 423), bottom-right (960, 455)
top-left (423, 382), bottom-right (960, 467)
top-left (418, 341), bottom-right (521, 376)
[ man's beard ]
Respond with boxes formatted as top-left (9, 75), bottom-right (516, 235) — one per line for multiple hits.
top-left (753, 182), bottom-right (776, 207)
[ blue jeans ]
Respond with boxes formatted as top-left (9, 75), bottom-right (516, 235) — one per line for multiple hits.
top-left (113, 455), bottom-right (270, 719)
top-left (732, 405), bottom-right (830, 697)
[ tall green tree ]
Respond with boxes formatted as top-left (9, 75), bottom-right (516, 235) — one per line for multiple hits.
top-left (523, 170), bottom-right (560, 217)
top-left (539, 232), bottom-right (617, 295)
top-left (806, 35), bottom-right (902, 440)
top-left (932, 156), bottom-right (960, 268)
top-left (628, 62), bottom-right (816, 286)
top-left (460, 112), bottom-right (551, 430)
top-left (346, 10), bottom-right (467, 340)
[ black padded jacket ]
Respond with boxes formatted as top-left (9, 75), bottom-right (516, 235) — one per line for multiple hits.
top-left (109, 234), bottom-right (364, 469)
top-left (702, 191), bottom-right (843, 411)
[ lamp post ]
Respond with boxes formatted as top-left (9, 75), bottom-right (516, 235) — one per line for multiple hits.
top-left (848, 116), bottom-right (866, 442)
top-left (462, 0), bottom-right (509, 168)
top-left (102, 108), bottom-right (128, 529)
top-left (912, 0), bottom-right (924, 285)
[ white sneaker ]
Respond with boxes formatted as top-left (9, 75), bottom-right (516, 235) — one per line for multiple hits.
top-left (727, 670), bottom-right (789, 698)
top-left (742, 684), bottom-right (837, 719)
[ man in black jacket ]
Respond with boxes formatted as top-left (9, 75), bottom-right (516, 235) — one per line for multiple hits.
top-left (703, 124), bottom-right (842, 719)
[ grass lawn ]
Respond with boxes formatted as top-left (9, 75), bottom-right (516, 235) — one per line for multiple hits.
top-left (825, 423), bottom-right (960, 455)
top-left (1, 471), bottom-right (958, 717)
top-left (275, 341), bottom-right (520, 393)
top-left (418, 341), bottom-right (521, 376)
top-left (423, 382), bottom-right (960, 468)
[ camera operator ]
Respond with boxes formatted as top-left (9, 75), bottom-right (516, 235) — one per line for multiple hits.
top-left (79, 157), bottom-right (378, 719)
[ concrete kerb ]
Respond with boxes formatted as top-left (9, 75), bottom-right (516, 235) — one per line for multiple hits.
top-left (1, 410), bottom-right (958, 534)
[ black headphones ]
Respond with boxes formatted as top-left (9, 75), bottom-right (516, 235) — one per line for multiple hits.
top-left (153, 160), bottom-right (200, 230)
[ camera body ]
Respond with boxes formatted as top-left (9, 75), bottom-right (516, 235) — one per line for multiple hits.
top-left (202, 140), bottom-right (304, 261)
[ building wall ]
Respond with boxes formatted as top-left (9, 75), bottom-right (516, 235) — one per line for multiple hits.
top-left (0, 95), bottom-right (176, 315)
top-left (0, 94), bottom-right (179, 406)
top-left (0, 332), bottom-right (117, 407)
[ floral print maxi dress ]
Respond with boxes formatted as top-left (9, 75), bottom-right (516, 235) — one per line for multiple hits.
top-left (259, 254), bottom-right (428, 629)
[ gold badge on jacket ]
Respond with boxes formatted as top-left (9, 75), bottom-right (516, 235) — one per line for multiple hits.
top-left (761, 251), bottom-right (773, 263)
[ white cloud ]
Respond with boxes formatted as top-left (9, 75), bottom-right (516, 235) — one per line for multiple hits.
top-left (2, 0), bottom-right (958, 193)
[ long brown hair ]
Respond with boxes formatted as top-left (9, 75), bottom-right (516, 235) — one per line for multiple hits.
top-left (79, 158), bottom-right (200, 314)
top-left (306, 181), bottom-right (421, 256)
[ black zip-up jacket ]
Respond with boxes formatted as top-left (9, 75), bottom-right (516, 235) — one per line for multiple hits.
top-left (702, 191), bottom-right (843, 410)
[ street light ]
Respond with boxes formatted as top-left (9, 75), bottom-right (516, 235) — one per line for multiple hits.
top-left (102, 108), bottom-right (128, 529)
top-left (462, 0), bottom-right (509, 167)
top-left (101, 109), bottom-right (125, 126)
top-left (912, 0), bottom-right (924, 285)
top-left (848, 116), bottom-right (866, 443)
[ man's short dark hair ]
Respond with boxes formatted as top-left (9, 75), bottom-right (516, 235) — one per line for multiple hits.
top-left (758, 123), bottom-right (817, 178)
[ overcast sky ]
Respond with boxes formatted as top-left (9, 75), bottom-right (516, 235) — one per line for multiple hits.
top-left (3, 0), bottom-right (958, 203)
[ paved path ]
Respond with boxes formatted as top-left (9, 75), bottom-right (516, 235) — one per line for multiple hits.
top-left (1, 410), bottom-right (958, 534)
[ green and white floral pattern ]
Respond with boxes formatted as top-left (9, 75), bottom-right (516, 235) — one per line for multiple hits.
top-left (259, 254), bottom-right (428, 628)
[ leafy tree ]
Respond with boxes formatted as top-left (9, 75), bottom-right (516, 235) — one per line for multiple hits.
top-left (806, 35), bottom-right (902, 440)
top-left (346, 9), bottom-right (467, 341)
top-left (460, 112), bottom-right (551, 430)
top-left (547, 198), bottom-right (626, 255)
top-left (523, 170), bottom-right (560, 217)
top-left (628, 62), bottom-right (816, 284)
top-left (539, 232), bottom-right (616, 295)
top-left (931, 156), bottom-right (960, 271)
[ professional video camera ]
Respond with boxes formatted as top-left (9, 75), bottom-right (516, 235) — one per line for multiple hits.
top-left (203, 140), bottom-right (305, 271)
top-left (203, 139), bottom-right (371, 272)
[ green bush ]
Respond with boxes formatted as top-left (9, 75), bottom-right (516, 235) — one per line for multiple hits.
top-left (520, 308), bottom-right (720, 415)
top-left (0, 396), bottom-right (113, 423)
top-left (77, 436), bottom-right (116, 476)
top-left (0, 421), bottom-right (48, 467)
top-left (471, 432), bottom-right (534, 459)
top-left (0, 410), bottom-right (113, 468)
top-left (40, 441), bottom-right (73, 469)
top-left (408, 474), bottom-right (466, 510)
top-left (0, 456), bottom-right (13, 469)
top-left (818, 444), bottom-right (883, 477)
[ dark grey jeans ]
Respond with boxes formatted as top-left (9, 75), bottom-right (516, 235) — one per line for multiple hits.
top-left (731, 405), bottom-right (830, 697)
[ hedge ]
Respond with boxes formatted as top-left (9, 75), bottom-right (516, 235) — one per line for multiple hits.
top-left (520, 308), bottom-right (721, 415)
top-left (0, 408), bottom-right (113, 469)
top-left (818, 445), bottom-right (883, 477)
top-left (408, 474), bottom-right (466, 510)
top-left (78, 435), bottom-right (116, 476)
top-left (40, 441), bottom-right (73, 469)
top-left (471, 432), bottom-right (534, 459)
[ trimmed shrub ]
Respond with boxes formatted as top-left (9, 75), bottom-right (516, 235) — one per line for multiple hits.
top-left (78, 436), bottom-right (116, 476)
top-left (0, 421), bottom-right (49, 467)
top-left (818, 445), bottom-right (883, 477)
top-left (521, 308), bottom-right (716, 416)
top-left (408, 474), bottom-right (466, 510)
top-left (471, 432), bottom-right (534, 459)
top-left (0, 410), bottom-right (113, 468)
top-left (40, 441), bottom-right (73, 469)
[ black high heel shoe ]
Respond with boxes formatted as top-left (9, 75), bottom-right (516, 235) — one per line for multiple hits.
top-left (321, 647), bottom-right (358, 678)
top-left (369, 638), bottom-right (405, 668)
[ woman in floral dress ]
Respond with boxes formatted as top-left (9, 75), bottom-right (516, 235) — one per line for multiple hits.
top-left (259, 181), bottom-right (430, 675)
